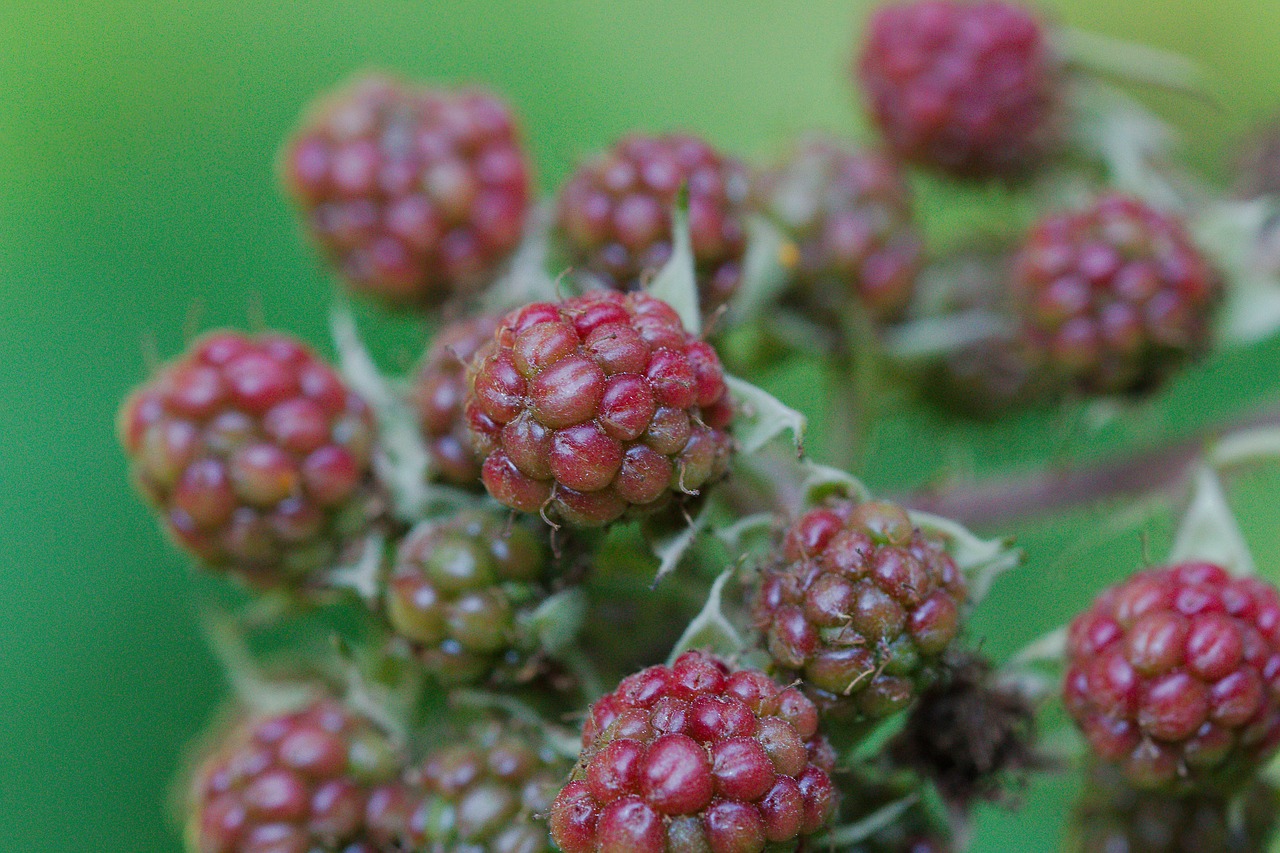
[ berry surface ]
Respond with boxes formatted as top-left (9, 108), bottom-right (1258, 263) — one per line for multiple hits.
top-left (1070, 763), bottom-right (1278, 852)
top-left (753, 500), bottom-right (967, 721)
top-left (412, 314), bottom-right (501, 486)
top-left (186, 696), bottom-right (403, 853)
top-left (550, 650), bottom-right (837, 853)
top-left (281, 73), bottom-right (531, 307)
top-left (857, 0), bottom-right (1061, 179)
top-left (464, 291), bottom-right (735, 527)
top-left (1012, 194), bottom-right (1220, 394)
top-left (117, 330), bottom-right (378, 588)
top-left (1064, 562), bottom-right (1280, 791)
top-left (755, 138), bottom-right (922, 321)
top-left (556, 133), bottom-right (750, 317)
top-left (383, 510), bottom-right (550, 685)
top-left (366, 721), bottom-right (567, 853)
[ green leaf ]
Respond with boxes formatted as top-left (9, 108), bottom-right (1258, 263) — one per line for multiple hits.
top-left (1194, 199), bottom-right (1280, 347)
top-left (649, 498), bottom-right (712, 584)
top-left (525, 587), bottom-right (588, 657)
top-left (1057, 26), bottom-right (1209, 101)
top-left (1069, 81), bottom-right (1184, 209)
top-left (726, 374), bottom-right (807, 456)
top-left (908, 510), bottom-right (1022, 605)
top-left (713, 511), bottom-right (776, 559)
top-left (726, 215), bottom-right (793, 324)
top-left (667, 567), bottom-right (744, 664)
top-left (480, 199), bottom-right (560, 313)
top-left (818, 795), bottom-right (919, 848)
top-left (1169, 465), bottom-right (1255, 576)
top-left (799, 459), bottom-right (872, 507)
top-left (647, 204), bottom-right (701, 335)
top-left (321, 530), bottom-right (388, 605)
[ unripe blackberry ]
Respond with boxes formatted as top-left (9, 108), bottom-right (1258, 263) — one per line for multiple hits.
top-left (185, 696), bottom-right (403, 853)
top-left (857, 0), bottom-right (1062, 180)
top-left (117, 331), bottom-right (379, 588)
top-left (281, 73), bottom-right (531, 307)
top-left (755, 138), bottom-right (922, 322)
top-left (1012, 195), bottom-right (1220, 394)
top-left (1070, 763), bottom-right (1278, 853)
top-left (1064, 563), bottom-right (1280, 792)
top-left (382, 510), bottom-right (550, 685)
top-left (753, 500), bottom-right (967, 721)
top-left (464, 291), bottom-right (735, 527)
top-left (550, 650), bottom-right (838, 853)
top-left (555, 133), bottom-right (750, 317)
top-left (368, 722), bottom-right (568, 853)
top-left (412, 314), bottom-right (501, 486)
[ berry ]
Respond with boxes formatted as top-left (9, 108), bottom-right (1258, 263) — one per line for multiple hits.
top-left (857, 0), bottom-right (1061, 179)
top-left (281, 73), bottom-right (531, 307)
top-left (412, 314), bottom-right (501, 486)
top-left (755, 137), bottom-right (922, 321)
top-left (117, 330), bottom-right (379, 588)
top-left (1070, 763), bottom-right (1278, 852)
top-left (368, 721), bottom-right (568, 853)
top-left (383, 510), bottom-right (552, 685)
top-left (186, 695), bottom-right (403, 853)
top-left (1064, 562), bottom-right (1280, 791)
top-left (464, 291), bottom-right (735, 527)
top-left (752, 500), bottom-right (967, 721)
top-left (1012, 195), bottom-right (1220, 394)
top-left (550, 650), bottom-right (838, 853)
top-left (555, 133), bottom-right (750, 317)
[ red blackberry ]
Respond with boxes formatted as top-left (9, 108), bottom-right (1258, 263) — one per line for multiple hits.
top-left (1064, 562), bottom-right (1280, 791)
top-left (464, 291), bottom-right (735, 527)
top-left (755, 138), bottom-right (923, 321)
top-left (555, 133), bottom-right (750, 317)
top-left (753, 500), bottom-right (967, 721)
top-left (1012, 194), bottom-right (1220, 394)
top-left (281, 73), bottom-right (531, 307)
top-left (185, 695), bottom-right (403, 853)
top-left (857, 0), bottom-right (1062, 180)
top-left (412, 314), bottom-right (501, 486)
top-left (549, 650), bottom-right (838, 853)
top-left (1070, 763), bottom-right (1278, 852)
top-left (383, 510), bottom-right (550, 685)
top-left (366, 721), bottom-right (568, 853)
top-left (117, 331), bottom-right (379, 588)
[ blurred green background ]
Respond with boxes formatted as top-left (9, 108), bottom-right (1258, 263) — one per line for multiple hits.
top-left (5, 1), bottom-right (1280, 849)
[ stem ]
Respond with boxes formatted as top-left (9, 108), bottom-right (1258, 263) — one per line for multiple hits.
top-left (895, 401), bottom-right (1280, 529)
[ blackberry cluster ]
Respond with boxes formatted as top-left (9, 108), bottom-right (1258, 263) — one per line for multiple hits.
top-left (186, 696), bottom-right (403, 853)
top-left (556, 133), bottom-right (750, 317)
top-left (1012, 195), bottom-right (1220, 394)
top-left (412, 314), bottom-right (501, 486)
top-left (755, 137), bottom-right (923, 321)
top-left (1064, 562), bottom-right (1280, 791)
top-left (281, 73), bottom-right (531, 307)
top-left (857, 0), bottom-right (1061, 179)
top-left (753, 500), bottom-right (967, 720)
top-left (366, 722), bottom-right (567, 853)
top-left (1070, 763), bottom-right (1278, 852)
top-left (383, 510), bottom-right (550, 685)
top-left (117, 331), bottom-right (379, 589)
top-left (464, 291), bottom-right (734, 527)
top-left (550, 651), bottom-right (837, 853)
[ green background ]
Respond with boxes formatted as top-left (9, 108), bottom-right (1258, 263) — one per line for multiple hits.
top-left (5, 1), bottom-right (1280, 849)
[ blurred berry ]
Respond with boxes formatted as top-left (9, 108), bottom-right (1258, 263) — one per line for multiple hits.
top-left (753, 500), bottom-right (967, 721)
top-left (117, 330), bottom-right (379, 589)
top-left (1012, 195), bottom-right (1220, 394)
top-left (1064, 563), bottom-right (1280, 791)
top-left (550, 650), bottom-right (837, 853)
top-left (464, 291), bottom-right (735, 527)
top-left (556, 133), bottom-right (750, 317)
top-left (186, 695), bottom-right (403, 853)
top-left (281, 73), bottom-right (531, 307)
top-left (755, 137), bottom-right (922, 322)
top-left (412, 314), bottom-right (501, 486)
top-left (383, 510), bottom-right (553, 685)
top-left (857, 0), bottom-right (1061, 179)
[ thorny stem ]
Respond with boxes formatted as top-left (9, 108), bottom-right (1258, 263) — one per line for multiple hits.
top-left (894, 400), bottom-right (1280, 529)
